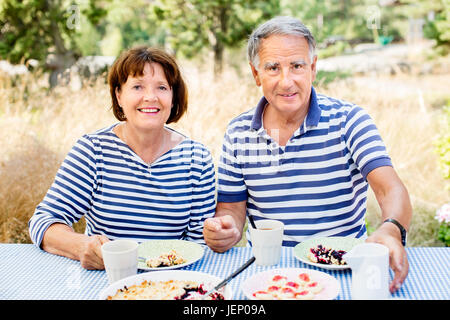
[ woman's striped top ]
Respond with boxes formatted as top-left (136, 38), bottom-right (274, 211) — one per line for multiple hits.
top-left (217, 87), bottom-right (392, 246)
top-left (28, 124), bottom-right (216, 247)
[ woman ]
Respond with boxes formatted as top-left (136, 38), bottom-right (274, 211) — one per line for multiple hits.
top-left (28, 46), bottom-right (216, 270)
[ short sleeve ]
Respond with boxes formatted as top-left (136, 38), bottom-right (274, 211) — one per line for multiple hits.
top-left (344, 106), bottom-right (392, 179)
top-left (217, 129), bottom-right (248, 202)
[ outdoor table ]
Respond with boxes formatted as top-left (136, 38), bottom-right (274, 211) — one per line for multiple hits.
top-left (0, 243), bottom-right (448, 300)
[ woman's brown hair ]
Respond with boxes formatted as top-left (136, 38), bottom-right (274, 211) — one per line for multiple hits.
top-left (108, 46), bottom-right (188, 124)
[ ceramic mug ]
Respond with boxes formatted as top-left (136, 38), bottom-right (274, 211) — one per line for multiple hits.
top-left (101, 239), bottom-right (139, 284)
top-left (344, 242), bottom-right (390, 300)
top-left (249, 219), bottom-right (284, 266)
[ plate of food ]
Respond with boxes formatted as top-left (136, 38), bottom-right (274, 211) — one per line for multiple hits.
top-left (241, 268), bottom-right (340, 300)
top-left (137, 240), bottom-right (204, 271)
top-left (293, 236), bottom-right (364, 270)
top-left (99, 270), bottom-right (232, 300)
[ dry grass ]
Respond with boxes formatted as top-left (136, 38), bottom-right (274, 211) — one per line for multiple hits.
top-left (321, 74), bottom-right (448, 246)
top-left (0, 56), bottom-right (448, 246)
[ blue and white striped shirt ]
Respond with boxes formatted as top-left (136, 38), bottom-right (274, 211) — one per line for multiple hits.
top-left (29, 124), bottom-right (216, 247)
top-left (218, 87), bottom-right (392, 246)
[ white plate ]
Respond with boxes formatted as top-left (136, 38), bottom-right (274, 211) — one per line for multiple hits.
top-left (137, 239), bottom-right (204, 270)
top-left (293, 236), bottom-right (364, 270)
top-left (99, 270), bottom-right (233, 300)
top-left (241, 268), bottom-right (340, 300)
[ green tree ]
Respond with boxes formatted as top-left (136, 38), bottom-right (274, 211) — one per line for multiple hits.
top-left (420, 0), bottom-right (450, 54)
top-left (283, 0), bottom-right (407, 44)
top-left (281, 0), bottom-right (369, 44)
top-left (102, 0), bottom-right (167, 56)
top-left (0, 0), bottom-right (110, 87)
top-left (0, 0), bottom-right (78, 64)
top-left (153, 0), bottom-right (280, 76)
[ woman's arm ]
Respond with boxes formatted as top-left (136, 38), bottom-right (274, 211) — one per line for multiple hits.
top-left (28, 136), bottom-right (108, 269)
top-left (42, 223), bottom-right (109, 269)
top-left (185, 146), bottom-right (217, 243)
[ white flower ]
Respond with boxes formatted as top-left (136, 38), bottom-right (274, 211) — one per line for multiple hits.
top-left (436, 203), bottom-right (450, 224)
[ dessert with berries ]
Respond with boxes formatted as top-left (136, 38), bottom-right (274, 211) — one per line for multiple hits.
top-left (107, 280), bottom-right (225, 300)
top-left (307, 244), bottom-right (347, 265)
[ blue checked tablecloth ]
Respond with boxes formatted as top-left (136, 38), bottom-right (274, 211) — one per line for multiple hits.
top-left (0, 244), bottom-right (448, 300)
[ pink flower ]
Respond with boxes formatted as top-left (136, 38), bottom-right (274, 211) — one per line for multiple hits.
top-left (436, 203), bottom-right (450, 224)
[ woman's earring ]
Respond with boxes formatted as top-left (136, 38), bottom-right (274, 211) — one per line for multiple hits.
top-left (119, 106), bottom-right (126, 120)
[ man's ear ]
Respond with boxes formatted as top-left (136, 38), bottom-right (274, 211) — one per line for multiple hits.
top-left (250, 63), bottom-right (261, 87)
top-left (311, 55), bottom-right (318, 83)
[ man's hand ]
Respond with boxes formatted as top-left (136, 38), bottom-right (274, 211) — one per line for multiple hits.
top-left (203, 215), bottom-right (242, 253)
top-left (366, 166), bottom-right (412, 293)
top-left (366, 222), bottom-right (408, 293)
top-left (203, 201), bottom-right (247, 253)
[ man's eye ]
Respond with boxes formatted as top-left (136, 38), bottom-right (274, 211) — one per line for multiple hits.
top-left (265, 65), bottom-right (278, 72)
top-left (133, 85), bottom-right (142, 90)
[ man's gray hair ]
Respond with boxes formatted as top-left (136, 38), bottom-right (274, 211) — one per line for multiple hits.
top-left (247, 16), bottom-right (316, 69)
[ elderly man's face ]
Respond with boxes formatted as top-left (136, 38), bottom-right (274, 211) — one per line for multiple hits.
top-left (251, 34), bottom-right (317, 117)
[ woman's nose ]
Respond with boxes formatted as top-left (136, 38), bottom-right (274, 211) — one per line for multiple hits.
top-left (143, 88), bottom-right (157, 102)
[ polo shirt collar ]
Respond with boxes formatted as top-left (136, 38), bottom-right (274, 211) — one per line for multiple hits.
top-left (250, 96), bottom-right (267, 131)
top-left (250, 86), bottom-right (321, 131)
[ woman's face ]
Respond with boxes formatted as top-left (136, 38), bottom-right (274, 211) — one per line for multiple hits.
top-left (116, 62), bottom-right (173, 132)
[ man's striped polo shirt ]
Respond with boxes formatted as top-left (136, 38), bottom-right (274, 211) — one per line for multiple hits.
top-left (217, 87), bottom-right (392, 246)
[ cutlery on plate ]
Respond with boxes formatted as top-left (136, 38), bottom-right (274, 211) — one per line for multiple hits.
top-left (201, 256), bottom-right (256, 299)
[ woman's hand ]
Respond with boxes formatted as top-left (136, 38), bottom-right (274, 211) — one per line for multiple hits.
top-left (42, 223), bottom-right (110, 270)
top-left (78, 234), bottom-right (110, 270)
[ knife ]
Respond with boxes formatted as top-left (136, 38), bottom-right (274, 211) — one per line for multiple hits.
top-left (201, 256), bottom-right (256, 299)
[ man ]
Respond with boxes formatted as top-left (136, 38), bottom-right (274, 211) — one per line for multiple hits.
top-left (203, 16), bottom-right (412, 293)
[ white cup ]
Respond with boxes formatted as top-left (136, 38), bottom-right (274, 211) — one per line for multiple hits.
top-left (344, 242), bottom-right (390, 300)
top-left (101, 239), bottom-right (139, 284)
top-left (249, 219), bottom-right (284, 266)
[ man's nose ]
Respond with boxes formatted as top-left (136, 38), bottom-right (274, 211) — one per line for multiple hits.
top-left (279, 68), bottom-right (294, 87)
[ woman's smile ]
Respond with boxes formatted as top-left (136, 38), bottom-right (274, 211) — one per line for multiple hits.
top-left (137, 107), bottom-right (160, 114)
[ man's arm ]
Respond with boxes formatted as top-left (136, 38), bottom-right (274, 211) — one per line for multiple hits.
top-left (203, 201), bottom-right (247, 252)
top-left (366, 166), bottom-right (412, 293)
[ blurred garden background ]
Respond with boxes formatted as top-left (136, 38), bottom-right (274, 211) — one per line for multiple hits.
top-left (0, 0), bottom-right (449, 246)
